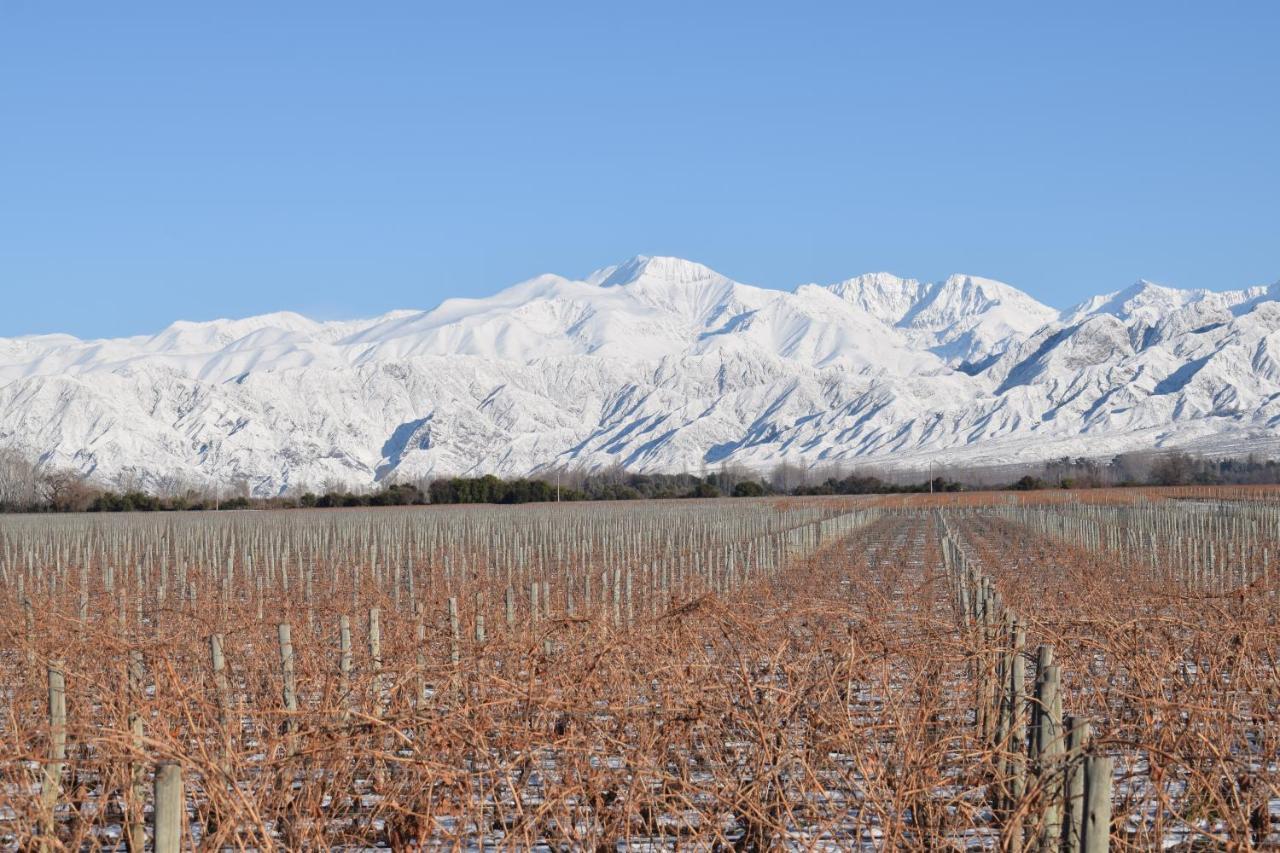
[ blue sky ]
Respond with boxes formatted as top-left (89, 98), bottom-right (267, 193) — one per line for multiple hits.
top-left (2, 2), bottom-right (1277, 338)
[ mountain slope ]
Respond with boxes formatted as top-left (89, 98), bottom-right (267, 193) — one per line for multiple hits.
top-left (1, 256), bottom-right (1276, 495)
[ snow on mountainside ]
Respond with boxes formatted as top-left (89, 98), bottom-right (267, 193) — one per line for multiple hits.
top-left (1, 255), bottom-right (1277, 496)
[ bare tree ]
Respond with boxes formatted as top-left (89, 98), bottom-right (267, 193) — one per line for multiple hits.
top-left (768, 461), bottom-right (805, 493)
top-left (40, 468), bottom-right (98, 512)
top-left (0, 447), bottom-right (41, 509)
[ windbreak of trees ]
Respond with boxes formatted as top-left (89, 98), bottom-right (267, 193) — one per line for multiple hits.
top-left (791, 473), bottom-right (963, 496)
top-left (427, 468), bottom-right (967, 505)
top-left (78, 483), bottom-right (432, 513)
top-left (425, 471), bottom-right (773, 503)
top-left (428, 476), bottom-right (581, 505)
top-left (298, 482), bottom-right (428, 509)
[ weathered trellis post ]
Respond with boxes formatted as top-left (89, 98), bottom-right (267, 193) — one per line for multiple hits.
top-left (339, 615), bottom-right (353, 702)
top-left (1062, 717), bottom-right (1091, 853)
top-left (39, 660), bottom-right (67, 852)
top-left (414, 616), bottom-right (427, 707)
top-left (447, 595), bottom-right (461, 698)
top-left (153, 761), bottom-right (184, 853)
top-left (996, 613), bottom-right (1027, 852)
top-left (612, 567), bottom-right (622, 626)
top-left (20, 580), bottom-right (36, 667)
top-left (126, 649), bottom-right (147, 852)
top-left (209, 633), bottom-right (233, 778)
top-left (77, 582), bottom-right (89, 639)
top-left (369, 607), bottom-right (383, 707)
top-left (980, 580), bottom-right (998, 745)
top-left (993, 611), bottom-right (1012, 755)
top-left (625, 567), bottom-right (633, 625)
top-left (1034, 661), bottom-right (1063, 849)
top-left (278, 622), bottom-right (298, 748)
top-left (393, 559), bottom-right (402, 610)
top-left (1029, 645), bottom-right (1054, 771)
top-left (1081, 753), bottom-right (1113, 852)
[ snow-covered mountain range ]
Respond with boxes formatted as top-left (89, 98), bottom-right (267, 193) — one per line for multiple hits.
top-left (3, 256), bottom-right (1278, 495)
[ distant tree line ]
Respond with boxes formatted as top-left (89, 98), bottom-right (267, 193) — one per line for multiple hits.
top-left (428, 475), bottom-right (579, 505)
top-left (1011, 452), bottom-right (1280, 490)
top-left (2, 447), bottom-right (1280, 513)
top-left (790, 473), bottom-right (963, 496)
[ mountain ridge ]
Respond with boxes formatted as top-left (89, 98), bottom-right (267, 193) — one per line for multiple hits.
top-left (1, 255), bottom-right (1277, 495)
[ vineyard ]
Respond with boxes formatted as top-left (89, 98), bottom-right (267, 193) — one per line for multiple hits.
top-left (0, 490), bottom-right (1277, 850)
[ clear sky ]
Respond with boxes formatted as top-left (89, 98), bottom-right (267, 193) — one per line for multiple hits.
top-left (2, 2), bottom-right (1277, 338)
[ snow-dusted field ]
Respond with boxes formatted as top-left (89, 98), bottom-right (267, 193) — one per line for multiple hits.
top-left (0, 490), bottom-right (1277, 849)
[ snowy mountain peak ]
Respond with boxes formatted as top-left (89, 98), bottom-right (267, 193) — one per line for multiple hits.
top-left (592, 255), bottom-right (728, 289)
top-left (823, 273), bottom-right (927, 323)
top-left (1108, 278), bottom-right (1183, 310)
top-left (817, 271), bottom-right (1057, 365)
top-left (1064, 278), bottom-right (1243, 326)
top-left (821, 272), bottom-right (1054, 329)
top-left (906, 274), bottom-right (1055, 329)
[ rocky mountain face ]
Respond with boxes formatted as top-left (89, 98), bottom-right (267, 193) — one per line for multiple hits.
top-left (2, 256), bottom-right (1277, 495)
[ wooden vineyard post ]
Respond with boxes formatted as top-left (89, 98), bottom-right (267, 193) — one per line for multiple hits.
top-left (278, 623), bottom-right (298, 747)
top-left (305, 564), bottom-right (315, 632)
top-left (369, 607), bottom-right (383, 710)
top-left (393, 559), bottom-right (402, 611)
top-left (994, 612), bottom-right (1013, 761)
top-left (39, 660), bottom-right (66, 852)
top-left (209, 632), bottom-right (233, 783)
top-left (1030, 645), bottom-right (1054, 774)
top-left (1062, 717), bottom-right (1091, 853)
top-left (1004, 619), bottom-right (1027, 852)
top-left (339, 615), bottom-right (352, 703)
top-left (21, 586), bottom-right (36, 667)
top-left (625, 567), bottom-right (633, 626)
top-left (1035, 662), bottom-right (1063, 849)
top-left (369, 606), bottom-right (388, 786)
top-left (153, 761), bottom-right (183, 853)
top-left (448, 596), bottom-right (461, 699)
top-left (845, 626), bottom-right (858, 707)
top-left (612, 568), bottom-right (622, 627)
top-left (126, 649), bottom-right (146, 853)
top-left (1081, 754), bottom-right (1113, 853)
top-left (414, 617), bottom-right (427, 708)
top-left (978, 581), bottom-right (996, 747)
top-left (210, 634), bottom-right (230, 732)
top-left (448, 596), bottom-right (461, 665)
